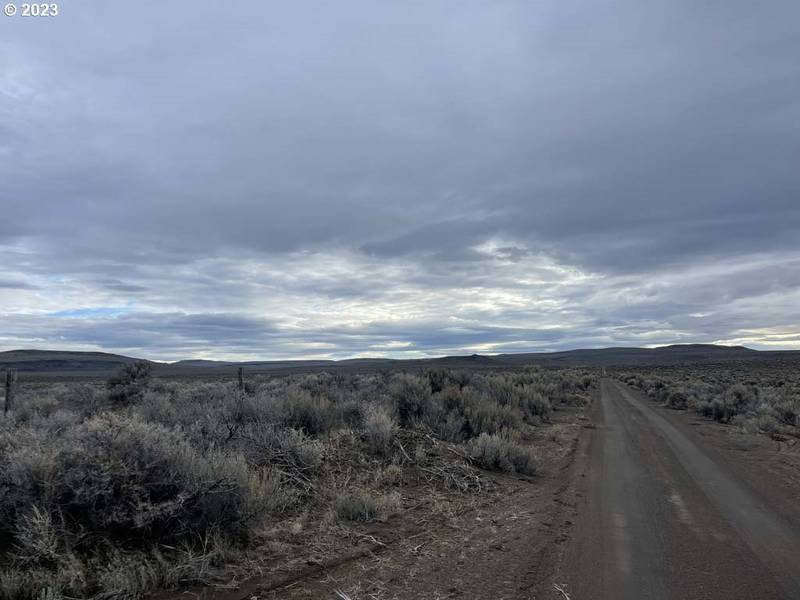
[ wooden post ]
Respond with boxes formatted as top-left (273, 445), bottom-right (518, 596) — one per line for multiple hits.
top-left (238, 366), bottom-right (245, 392)
top-left (4, 368), bottom-right (17, 415)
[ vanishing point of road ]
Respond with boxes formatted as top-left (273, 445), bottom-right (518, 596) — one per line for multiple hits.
top-left (563, 379), bottom-right (800, 600)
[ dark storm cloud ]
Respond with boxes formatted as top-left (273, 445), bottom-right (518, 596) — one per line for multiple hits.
top-left (1, 0), bottom-right (799, 358)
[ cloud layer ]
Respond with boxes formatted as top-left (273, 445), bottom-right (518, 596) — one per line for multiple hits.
top-left (1, 1), bottom-right (799, 360)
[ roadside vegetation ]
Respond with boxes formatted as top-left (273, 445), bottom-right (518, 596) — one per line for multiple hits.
top-left (0, 365), bottom-right (595, 599)
top-left (618, 363), bottom-right (800, 439)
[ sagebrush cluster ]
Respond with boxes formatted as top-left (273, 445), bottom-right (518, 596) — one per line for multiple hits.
top-left (0, 365), bottom-right (594, 599)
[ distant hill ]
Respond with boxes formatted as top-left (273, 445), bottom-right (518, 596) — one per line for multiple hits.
top-left (0, 350), bottom-right (156, 376)
top-left (169, 359), bottom-right (234, 368)
top-left (2, 344), bottom-right (799, 377)
top-left (492, 344), bottom-right (764, 367)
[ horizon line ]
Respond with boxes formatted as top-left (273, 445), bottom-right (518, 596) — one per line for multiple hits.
top-left (0, 342), bottom-right (768, 365)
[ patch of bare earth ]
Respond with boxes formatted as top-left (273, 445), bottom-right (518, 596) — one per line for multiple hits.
top-left (653, 404), bottom-right (800, 528)
top-left (156, 406), bottom-right (593, 600)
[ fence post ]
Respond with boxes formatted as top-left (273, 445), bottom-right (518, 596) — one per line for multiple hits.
top-left (4, 368), bottom-right (17, 415)
top-left (238, 366), bottom-right (245, 393)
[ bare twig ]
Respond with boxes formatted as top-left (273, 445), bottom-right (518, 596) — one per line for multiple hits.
top-left (553, 582), bottom-right (572, 599)
top-left (420, 463), bottom-right (492, 493)
top-left (394, 439), bottom-right (412, 463)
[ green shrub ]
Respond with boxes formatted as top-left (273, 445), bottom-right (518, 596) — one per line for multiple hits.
top-left (107, 361), bottom-right (152, 405)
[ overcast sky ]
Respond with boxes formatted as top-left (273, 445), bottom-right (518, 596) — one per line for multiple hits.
top-left (1, 1), bottom-right (799, 360)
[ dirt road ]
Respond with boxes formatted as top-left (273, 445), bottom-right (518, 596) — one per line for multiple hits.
top-left (157, 380), bottom-right (800, 600)
top-left (562, 379), bottom-right (800, 600)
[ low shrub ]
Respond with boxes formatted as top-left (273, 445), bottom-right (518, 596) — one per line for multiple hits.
top-left (334, 490), bottom-right (400, 523)
top-left (465, 403), bottom-right (523, 437)
top-left (619, 365), bottom-right (800, 438)
top-left (0, 366), bottom-right (588, 598)
top-left (665, 388), bottom-right (689, 410)
top-left (238, 422), bottom-right (324, 473)
top-left (516, 386), bottom-right (552, 422)
top-left (362, 406), bottom-right (396, 456)
top-left (467, 433), bottom-right (537, 476)
top-left (11, 506), bottom-right (61, 568)
top-left (335, 491), bottom-right (381, 523)
top-left (390, 374), bottom-right (433, 427)
top-left (54, 413), bottom-right (254, 539)
top-left (279, 389), bottom-right (335, 435)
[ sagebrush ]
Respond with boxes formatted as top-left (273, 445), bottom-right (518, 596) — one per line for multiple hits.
top-left (0, 365), bottom-right (595, 598)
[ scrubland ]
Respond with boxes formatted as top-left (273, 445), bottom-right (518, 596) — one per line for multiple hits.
top-left (0, 365), bottom-right (594, 599)
top-left (618, 362), bottom-right (800, 438)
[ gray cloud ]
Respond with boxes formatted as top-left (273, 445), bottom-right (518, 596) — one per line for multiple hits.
top-left (1, 1), bottom-right (799, 359)
top-left (0, 280), bottom-right (35, 290)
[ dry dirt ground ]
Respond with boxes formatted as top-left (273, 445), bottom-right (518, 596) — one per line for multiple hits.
top-left (561, 380), bottom-right (800, 600)
top-left (261, 414), bottom-right (588, 600)
top-left (160, 381), bottom-right (800, 600)
top-left (154, 403), bottom-right (593, 600)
